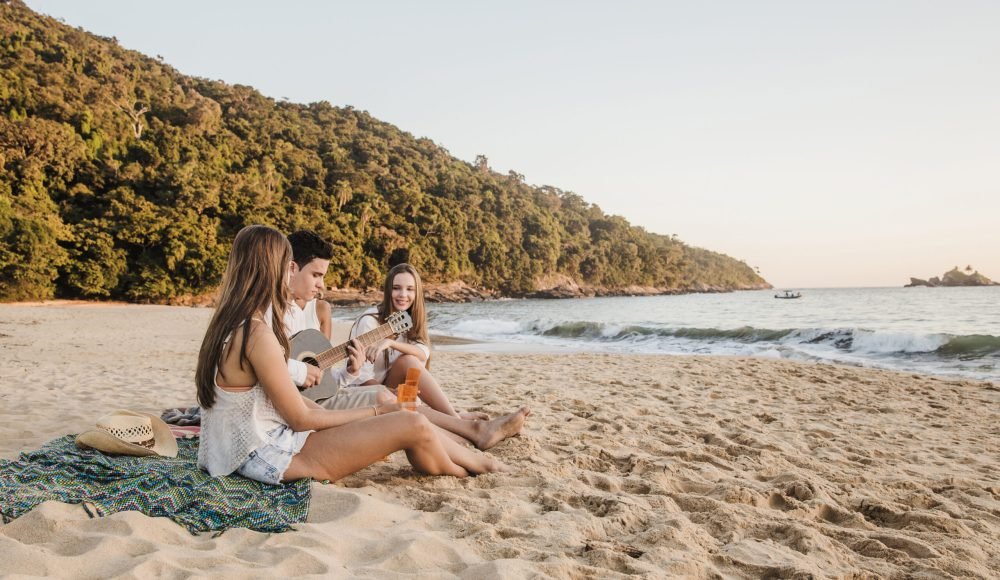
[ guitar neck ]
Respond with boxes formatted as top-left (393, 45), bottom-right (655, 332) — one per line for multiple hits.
top-left (313, 322), bottom-right (399, 370)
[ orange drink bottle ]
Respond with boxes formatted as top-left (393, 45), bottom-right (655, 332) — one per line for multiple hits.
top-left (398, 367), bottom-right (420, 411)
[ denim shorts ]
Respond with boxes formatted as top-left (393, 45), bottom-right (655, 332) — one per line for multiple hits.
top-left (237, 425), bottom-right (311, 485)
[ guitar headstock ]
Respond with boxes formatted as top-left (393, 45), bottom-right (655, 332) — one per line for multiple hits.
top-left (387, 311), bottom-right (413, 334)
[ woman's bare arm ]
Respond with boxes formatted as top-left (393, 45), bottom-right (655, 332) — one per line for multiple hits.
top-left (246, 323), bottom-right (391, 431)
top-left (366, 337), bottom-right (428, 363)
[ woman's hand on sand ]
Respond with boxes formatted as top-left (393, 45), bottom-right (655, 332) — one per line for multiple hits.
top-left (364, 339), bottom-right (394, 363)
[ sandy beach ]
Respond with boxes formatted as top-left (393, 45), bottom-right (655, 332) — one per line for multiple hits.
top-left (1, 303), bottom-right (998, 578)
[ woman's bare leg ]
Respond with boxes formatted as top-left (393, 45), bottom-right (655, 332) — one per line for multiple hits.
top-left (283, 411), bottom-right (468, 482)
top-left (419, 406), bottom-right (532, 450)
top-left (368, 390), bottom-right (473, 446)
top-left (436, 424), bottom-right (470, 446)
top-left (368, 378), bottom-right (480, 447)
top-left (434, 426), bottom-right (511, 474)
top-left (383, 355), bottom-right (460, 417)
top-left (460, 411), bottom-right (491, 421)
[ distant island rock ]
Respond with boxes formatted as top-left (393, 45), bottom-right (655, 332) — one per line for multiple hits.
top-left (906, 267), bottom-right (998, 287)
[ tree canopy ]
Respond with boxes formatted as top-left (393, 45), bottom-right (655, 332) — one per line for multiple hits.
top-left (0, 1), bottom-right (768, 302)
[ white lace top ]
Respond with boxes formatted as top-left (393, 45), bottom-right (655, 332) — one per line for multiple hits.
top-left (197, 327), bottom-right (293, 477)
top-left (197, 382), bottom-right (289, 477)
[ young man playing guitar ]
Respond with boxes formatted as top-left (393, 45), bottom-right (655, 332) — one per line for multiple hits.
top-left (286, 230), bottom-right (391, 410)
top-left (285, 231), bottom-right (530, 450)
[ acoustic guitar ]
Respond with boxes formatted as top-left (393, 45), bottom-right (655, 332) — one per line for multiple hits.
top-left (289, 310), bottom-right (412, 401)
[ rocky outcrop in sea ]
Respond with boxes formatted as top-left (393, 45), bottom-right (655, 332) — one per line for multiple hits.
top-left (906, 267), bottom-right (998, 287)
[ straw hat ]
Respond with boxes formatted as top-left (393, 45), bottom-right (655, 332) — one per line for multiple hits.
top-left (75, 410), bottom-right (178, 458)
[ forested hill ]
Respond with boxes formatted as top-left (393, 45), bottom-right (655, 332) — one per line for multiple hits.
top-left (0, 1), bottom-right (769, 302)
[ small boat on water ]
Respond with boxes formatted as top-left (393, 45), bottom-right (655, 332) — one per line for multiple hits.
top-left (775, 290), bottom-right (802, 299)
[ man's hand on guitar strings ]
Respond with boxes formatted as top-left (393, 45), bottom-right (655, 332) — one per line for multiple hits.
top-left (346, 339), bottom-right (364, 376)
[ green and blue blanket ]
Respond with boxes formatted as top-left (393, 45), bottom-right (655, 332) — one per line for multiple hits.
top-left (0, 436), bottom-right (309, 534)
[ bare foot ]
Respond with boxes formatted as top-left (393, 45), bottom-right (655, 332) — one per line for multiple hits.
top-left (467, 454), bottom-right (511, 475)
top-left (460, 411), bottom-right (490, 421)
top-left (474, 406), bottom-right (531, 451)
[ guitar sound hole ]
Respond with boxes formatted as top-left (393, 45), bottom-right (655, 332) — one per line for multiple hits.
top-left (302, 357), bottom-right (318, 367)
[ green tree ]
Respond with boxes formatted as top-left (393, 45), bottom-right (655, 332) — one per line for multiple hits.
top-left (0, 0), bottom-right (770, 302)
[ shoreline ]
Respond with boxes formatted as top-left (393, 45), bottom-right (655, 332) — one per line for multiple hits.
top-left (2, 301), bottom-right (997, 389)
top-left (324, 280), bottom-right (773, 305)
top-left (0, 280), bottom-right (772, 310)
top-left (0, 302), bottom-right (993, 384)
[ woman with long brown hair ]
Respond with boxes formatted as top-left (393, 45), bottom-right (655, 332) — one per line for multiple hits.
top-left (196, 226), bottom-right (506, 484)
top-left (350, 263), bottom-right (478, 419)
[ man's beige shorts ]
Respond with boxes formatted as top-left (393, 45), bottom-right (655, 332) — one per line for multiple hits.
top-left (314, 385), bottom-right (391, 410)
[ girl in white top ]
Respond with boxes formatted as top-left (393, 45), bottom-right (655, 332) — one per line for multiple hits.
top-left (351, 263), bottom-right (479, 419)
top-left (350, 305), bottom-right (429, 384)
top-left (195, 225), bottom-right (507, 484)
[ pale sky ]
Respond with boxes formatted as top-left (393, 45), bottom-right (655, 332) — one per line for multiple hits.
top-left (25, 0), bottom-right (1000, 288)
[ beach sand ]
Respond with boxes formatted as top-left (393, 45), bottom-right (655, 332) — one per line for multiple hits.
top-left (1, 303), bottom-right (998, 578)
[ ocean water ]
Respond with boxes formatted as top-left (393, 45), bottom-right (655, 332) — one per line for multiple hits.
top-left (334, 287), bottom-right (1000, 382)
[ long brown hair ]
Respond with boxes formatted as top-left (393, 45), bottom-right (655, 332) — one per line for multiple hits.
top-left (378, 263), bottom-right (430, 347)
top-left (196, 225), bottom-right (291, 408)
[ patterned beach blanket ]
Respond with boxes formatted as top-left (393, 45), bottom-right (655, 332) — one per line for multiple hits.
top-left (0, 436), bottom-right (310, 534)
top-left (169, 425), bottom-right (201, 439)
top-left (161, 406), bottom-right (201, 426)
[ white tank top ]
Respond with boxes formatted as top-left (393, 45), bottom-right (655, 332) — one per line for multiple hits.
top-left (284, 299), bottom-right (321, 335)
top-left (197, 333), bottom-right (290, 477)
